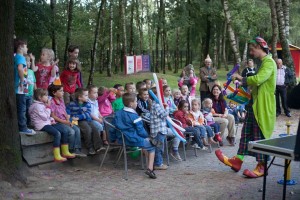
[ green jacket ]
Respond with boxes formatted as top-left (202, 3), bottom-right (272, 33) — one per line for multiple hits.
top-left (246, 54), bottom-right (277, 139)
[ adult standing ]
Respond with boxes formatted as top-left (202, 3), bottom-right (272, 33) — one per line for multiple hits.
top-left (275, 58), bottom-right (292, 117)
top-left (199, 55), bottom-right (217, 101)
top-left (209, 84), bottom-right (236, 146)
top-left (215, 36), bottom-right (277, 178)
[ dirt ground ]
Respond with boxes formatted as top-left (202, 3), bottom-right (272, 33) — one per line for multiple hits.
top-left (1, 109), bottom-right (300, 200)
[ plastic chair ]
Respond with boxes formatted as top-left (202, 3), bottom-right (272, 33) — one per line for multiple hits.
top-left (100, 116), bottom-right (144, 180)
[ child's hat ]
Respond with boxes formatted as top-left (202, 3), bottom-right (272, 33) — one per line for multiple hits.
top-left (53, 75), bottom-right (62, 86)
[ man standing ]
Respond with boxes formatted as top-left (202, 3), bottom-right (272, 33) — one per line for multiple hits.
top-left (276, 58), bottom-right (292, 117)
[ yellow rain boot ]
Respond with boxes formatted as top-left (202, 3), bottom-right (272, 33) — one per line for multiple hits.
top-left (53, 147), bottom-right (67, 162)
top-left (61, 144), bottom-right (75, 159)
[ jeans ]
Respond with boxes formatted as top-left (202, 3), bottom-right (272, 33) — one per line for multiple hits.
top-left (16, 94), bottom-right (27, 131)
top-left (79, 120), bottom-right (102, 150)
top-left (203, 125), bottom-right (214, 138)
top-left (41, 124), bottom-right (69, 147)
top-left (209, 123), bottom-right (220, 134)
top-left (56, 123), bottom-right (81, 150)
top-left (185, 126), bottom-right (204, 148)
top-left (91, 120), bottom-right (104, 132)
top-left (25, 95), bottom-right (33, 126)
top-left (143, 138), bottom-right (155, 153)
top-left (154, 132), bottom-right (166, 166)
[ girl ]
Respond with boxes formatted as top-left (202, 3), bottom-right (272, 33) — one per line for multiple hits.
top-left (163, 85), bottom-right (177, 116)
top-left (35, 48), bottom-right (56, 89)
top-left (29, 88), bottom-right (75, 162)
top-left (60, 58), bottom-right (82, 104)
top-left (173, 89), bottom-right (182, 107)
top-left (202, 98), bottom-right (223, 144)
top-left (178, 64), bottom-right (198, 97)
top-left (67, 45), bottom-right (83, 86)
top-left (97, 86), bottom-right (116, 117)
top-left (173, 100), bottom-right (207, 150)
top-left (188, 99), bottom-right (220, 145)
top-left (180, 85), bottom-right (191, 109)
top-left (48, 84), bottom-right (86, 157)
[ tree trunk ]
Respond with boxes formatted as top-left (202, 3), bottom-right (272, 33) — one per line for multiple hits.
top-left (50, 0), bottom-right (57, 59)
top-left (204, 0), bottom-right (211, 59)
top-left (222, 21), bottom-right (228, 70)
top-left (64, 0), bottom-right (74, 63)
top-left (222, 0), bottom-right (240, 64)
top-left (146, 0), bottom-right (153, 71)
top-left (107, 0), bottom-right (113, 77)
top-left (129, 1), bottom-right (134, 55)
top-left (88, 0), bottom-right (105, 85)
top-left (135, 0), bottom-right (143, 54)
top-left (174, 27), bottom-right (179, 73)
top-left (269, 0), bottom-right (278, 59)
top-left (0, 0), bottom-right (26, 184)
top-left (275, 0), bottom-right (296, 85)
top-left (160, 0), bottom-right (166, 74)
top-left (282, 0), bottom-right (289, 38)
top-left (213, 23), bottom-right (217, 68)
top-left (121, 0), bottom-right (127, 57)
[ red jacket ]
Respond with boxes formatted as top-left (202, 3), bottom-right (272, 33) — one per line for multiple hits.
top-left (173, 109), bottom-right (192, 128)
top-left (60, 69), bottom-right (82, 94)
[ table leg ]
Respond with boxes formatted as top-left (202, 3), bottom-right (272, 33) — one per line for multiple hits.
top-left (283, 159), bottom-right (289, 200)
top-left (263, 155), bottom-right (268, 200)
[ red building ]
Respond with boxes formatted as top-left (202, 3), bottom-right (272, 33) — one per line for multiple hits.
top-left (276, 43), bottom-right (300, 78)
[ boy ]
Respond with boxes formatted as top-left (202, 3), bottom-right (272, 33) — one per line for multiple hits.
top-left (143, 79), bottom-right (152, 90)
top-left (112, 84), bottom-right (125, 112)
top-left (110, 93), bottom-right (156, 179)
top-left (88, 85), bottom-right (108, 146)
top-left (125, 82), bottom-right (136, 93)
top-left (136, 88), bottom-right (151, 118)
top-left (14, 39), bottom-right (36, 135)
top-left (67, 88), bottom-right (102, 155)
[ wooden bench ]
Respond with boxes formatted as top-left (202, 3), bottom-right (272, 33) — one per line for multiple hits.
top-left (20, 131), bottom-right (54, 166)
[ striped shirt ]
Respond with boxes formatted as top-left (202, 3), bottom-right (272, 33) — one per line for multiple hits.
top-left (66, 100), bottom-right (92, 121)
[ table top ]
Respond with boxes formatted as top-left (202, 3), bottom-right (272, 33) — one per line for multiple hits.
top-left (248, 135), bottom-right (296, 160)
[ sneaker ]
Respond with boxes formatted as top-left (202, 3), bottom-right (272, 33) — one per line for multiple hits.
top-left (191, 143), bottom-right (201, 149)
top-left (154, 164), bottom-right (168, 170)
top-left (74, 149), bottom-right (87, 157)
top-left (96, 146), bottom-right (106, 153)
top-left (88, 148), bottom-right (96, 155)
top-left (286, 113), bottom-right (291, 117)
top-left (200, 146), bottom-right (208, 150)
top-left (170, 152), bottom-right (182, 161)
top-left (20, 129), bottom-right (36, 136)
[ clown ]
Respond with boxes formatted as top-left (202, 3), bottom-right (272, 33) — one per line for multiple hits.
top-left (215, 36), bottom-right (277, 178)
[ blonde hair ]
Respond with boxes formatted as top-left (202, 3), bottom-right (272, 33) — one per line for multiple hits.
top-left (41, 48), bottom-right (55, 62)
top-left (172, 88), bottom-right (181, 96)
top-left (202, 98), bottom-right (212, 108)
top-left (191, 98), bottom-right (200, 106)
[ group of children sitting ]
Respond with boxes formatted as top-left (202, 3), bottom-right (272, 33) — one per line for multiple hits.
top-left (14, 38), bottom-right (245, 179)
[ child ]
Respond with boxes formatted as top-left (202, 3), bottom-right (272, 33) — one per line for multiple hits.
top-left (188, 99), bottom-right (221, 144)
top-left (237, 104), bottom-right (246, 122)
top-left (60, 58), bottom-right (82, 104)
top-left (14, 39), bottom-right (36, 135)
top-left (48, 84), bottom-right (86, 157)
top-left (163, 85), bottom-right (177, 116)
top-left (202, 98), bottom-right (223, 144)
top-left (97, 86), bottom-right (116, 117)
top-left (143, 79), bottom-right (152, 89)
top-left (67, 88), bottom-right (103, 155)
top-left (35, 48), bottom-right (56, 89)
top-left (136, 81), bottom-right (147, 93)
top-left (173, 88), bottom-right (182, 107)
top-left (161, 78), bottom-right (168, 86)
top-left (227, 101), bottom-right (239, 124)
top-left (180, 84), bottom-right (191, 109)
top-left (88, 85), bottom-right (108, 146)
top-left (67, 45), bottom-right (83, 86)
top-left (112, 84), bottom-right (125, 112)
top-left (29, 88), bottom-right (75, 162)
top-left (125, 82), bottom-right (136, 93)
top-left (136, 88), bottom-right (152, 118)
top-left (110, 93), bottom-right (156, 179)
top-left (174, 100), bottom-right (207, 150)
top-left (178, 64), bottom-right (198, 97)
top-left (24, 54), bottom-right (37, 126)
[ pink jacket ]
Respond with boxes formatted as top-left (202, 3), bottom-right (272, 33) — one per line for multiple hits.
top-left (29, 100), bottom-right (54, 130)
top-left (178, 76), bottom-right (198, 96)
top-left (97, 90), bottom-right (116, 117)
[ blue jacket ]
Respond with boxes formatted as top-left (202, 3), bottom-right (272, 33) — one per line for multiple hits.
top-left (66, 100), bottom-right (92, 122)
top-left (110, 107), bottom-right (148, 147)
